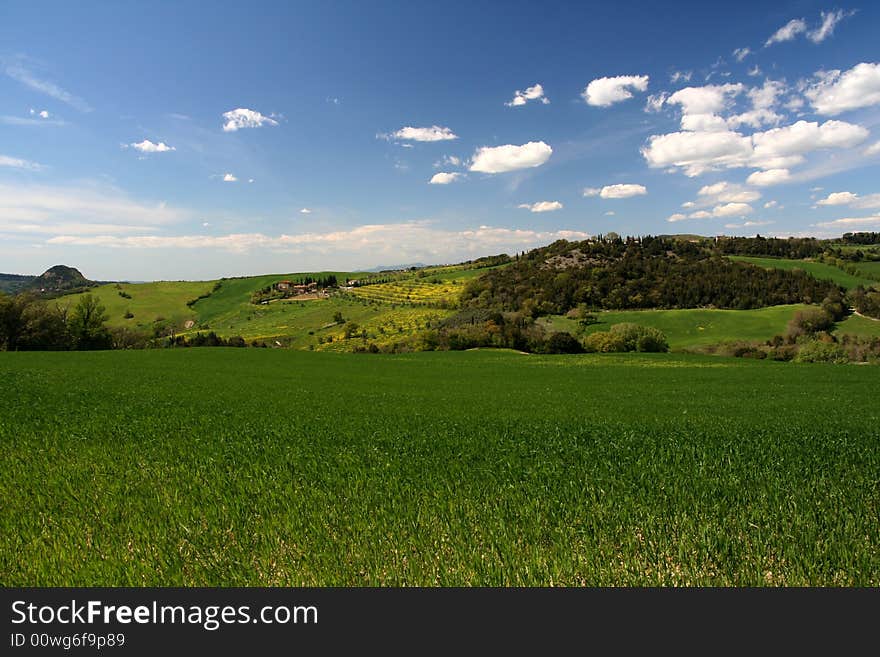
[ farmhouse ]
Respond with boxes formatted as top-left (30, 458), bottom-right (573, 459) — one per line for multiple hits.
top-left (276, 280), bottom-right (292, 291)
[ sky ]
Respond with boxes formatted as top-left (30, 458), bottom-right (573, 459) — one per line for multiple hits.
top-left (1, 0), bottom-right (879, 280)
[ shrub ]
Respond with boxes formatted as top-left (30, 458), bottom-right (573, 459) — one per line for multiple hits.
top-left (583, 331), bottom-right (627, 353)
top-left (609, 323), bottom-right (669, 352)
top-left (794, 341), bottom-right (850, 364)
top-left (543, 331), bottom-right (584, 354)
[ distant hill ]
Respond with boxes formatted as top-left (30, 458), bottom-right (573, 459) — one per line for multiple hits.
top-left (365, 262), bottom-right (429, 272)
top-left (0, 273), bottom-right (35, 295)
top-left (23, 265), bottom-right (99, 297)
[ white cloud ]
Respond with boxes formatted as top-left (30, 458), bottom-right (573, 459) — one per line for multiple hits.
top-left (582, 75), bottom-right (649, 107)
top-left (469, 141), bottom-right (552, 173)
top-left (667, 213), bottom-right (688, 222)
top-left (808, 10), bottom-right (851, 44)
top-left (816, 191), bottom-right (880, 209)
top-left (816, 191), bottom-right (858, 206)
top-left (765, 18), bottom-right (807, 47)
top-left (223, 173), bottom-right (237, 182)
top-left (710, 202), bottom-right (754, 217)
top-left (388, 125), bottom-right (458, 142)
top-left (0, 154), bottom-right (45, 171)
top-left (582, 188), bottom-right (600, 197)
top-left (764, 200), bottom-right (778, 209)
top-left (434, 155), bottom-right (462, 168)
top-left (0, 182), bottom-right (187, 237)
top-left (518, 201), bottom-right (563, 213)
top-left (667, 83), bottom-right (744, 118)
top-left (748, 65), bottom-right (762, 77)
top-left (506, 83), bottom-right (549, 107)
top-left (746, 168), bottom-right (791, 187)
top-left (682, 201), bottom-right (695, 208)
top-left (816, 214), bottom-right (880, 229)
top-left (642, 118), bottom-right (869, 177)
top-left (300, 208), bottom-right (312, 214)
top-left (644, 92), bottom-right (668, 113)
top-left (604, 211), bottom-right (615, 216)
top-left (724, 220), bottom-right (774, 229)
top-left (222, 108), bottom-right (279, 132)
top-left (805, 63), bottom-right (880, 115)
top-left (866, 142), bottom-right (880, 156)
top-left (43, 222), bottom-right (593, 260)
top-left (751, 120), bottom-right (868, 167)
top-left (29, 108), bottom-right (50, 119)
top-left (248, 178), bottom-right (255, 183)
top-left (4, 60), bottom-right (91, 112)
top-left (733, 48), bottom-right (751, 62)
top-left (670, 71), bottom-right (692, 84)
top-left (681, 113), bottom-right (730, 132)
top-left (696, 181), bottom-right (761, 204)
top-left (129, 139), bottom-right (175, 153)
top-left (598, 183), bottom-right (647, 199)
top-left (429, 172), bottom-right (463, 185)
top-left (641, 130), bottom-right (753, 176)
top-left (688, 211), bottom-right (713, 219)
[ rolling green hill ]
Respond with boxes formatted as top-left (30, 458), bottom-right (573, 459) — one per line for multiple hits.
top-left (728, 256), bottom-right (876, 290)
top-left (540, 305), bottom-right (809, 350)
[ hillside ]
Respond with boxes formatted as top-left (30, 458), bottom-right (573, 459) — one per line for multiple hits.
top-left (0, 273), bottom-right (34, 295)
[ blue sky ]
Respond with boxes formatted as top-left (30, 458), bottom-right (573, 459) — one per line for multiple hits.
top-left (1, 0), bottom-right (879, 280)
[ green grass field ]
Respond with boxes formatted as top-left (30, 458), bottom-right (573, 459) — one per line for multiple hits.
top-left (728, 256), bottom-right (876, 289)
top-left (541, 305), bottom-right (808, 350)
top-left (64, 280), bottom-right (215, 331)
top-left (835, 313), bottom-right (880, 338)
top-left (1, 349), bottom-right (878, 586)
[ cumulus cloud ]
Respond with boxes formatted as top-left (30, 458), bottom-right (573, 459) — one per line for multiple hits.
top-left (129, 139), bottom-right (175, 153)
top-left (582, 75), bottom-right (649, 107)
top-left (598, 184), bottom-right (647, 199)
top-left (469, 141), bottom-right (552, 173)
top-left (667, 213), bottom-right (688, 222)
top-left (764, 200), bottom-right (778, 209)
top-left (696, 181), bottom-right (761, 204)
top-left (709, 202), bottom-right (754, 217)
top-left (866, 142), bottom-right (880, 156)
top-left (667, 83), bottom-right (744, 119)
top-left (222, 173), bottom-right (238, 182)
top-left (805, 63), bottom-right (880, 115)
top-left (386, 125), bottom-right (458, 142)
top-left (582, 188), bottom-right (600, 197)
top-left (300, 208), bottom-right (312, 214)
top-left (429, 172), bottom-right (463, 185)
top-left (506, 83), bottom-right (549, 107)
top-left (746, 168), bottom-right (791, 186)
top-left (765, 18), bottom-right (807, 46)
top-left (518, 201), bottom-right (563, 213)
top-left (222, 108), bottom-right (279, 132)
top-left (816, 191), bottom-right (880, 209)
top-left (0, 154), bottom-right (45, 171)
top-left (641, 130), bottom-right (753, 176)
top-left (642, 119), bottom-right (868, 177)
top-left (29, 108), bottom-right (50, 119)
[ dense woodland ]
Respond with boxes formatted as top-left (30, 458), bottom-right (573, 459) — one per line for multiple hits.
top-left (461, 236), bottom-right (840, 316)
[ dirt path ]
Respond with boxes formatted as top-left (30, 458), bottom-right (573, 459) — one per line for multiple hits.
top-left (852, 310), bottom-right (880, 322)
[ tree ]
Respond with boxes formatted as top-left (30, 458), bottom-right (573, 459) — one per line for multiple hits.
top-left (0, 292), bottom-right (33, 351)
top-left (68, 294), bottom-right (112, 350)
